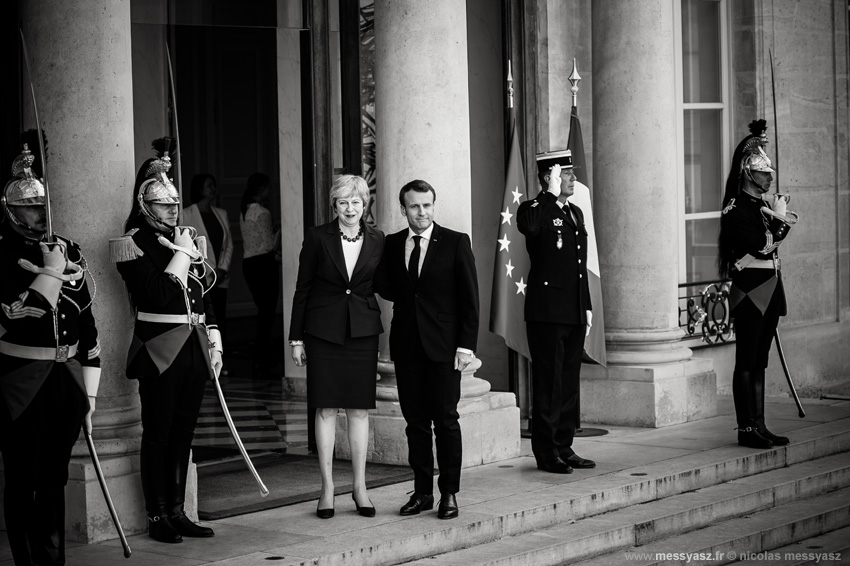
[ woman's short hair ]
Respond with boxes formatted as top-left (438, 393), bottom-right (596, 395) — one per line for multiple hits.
top-left (330, 175), bottom-right (370, 209)
top-left (398, 179), bottom-right (436, 207)
top-left (240, 172), bottom-right (270, 218)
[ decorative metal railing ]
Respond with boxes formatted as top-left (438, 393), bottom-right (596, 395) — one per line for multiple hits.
top-left (678, 279), bottom-right (735, 347)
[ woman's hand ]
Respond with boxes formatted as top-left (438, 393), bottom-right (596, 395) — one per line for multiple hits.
top-left (291, 344), bottom-right (306, 367)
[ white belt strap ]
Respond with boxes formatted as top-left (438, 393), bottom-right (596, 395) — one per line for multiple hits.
top-left (137, 312), bottom-right (206, 325)
top-left (0, 340), bottom-right (78, 361)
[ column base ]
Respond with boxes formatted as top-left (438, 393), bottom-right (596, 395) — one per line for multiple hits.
top-left (580, 357), bottom-right (717, 428)
top-left (333, 392), bottom-right (521, 467)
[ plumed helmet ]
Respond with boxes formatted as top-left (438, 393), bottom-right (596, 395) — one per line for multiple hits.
top-left (3, 144), bottom-right (45, 207)
top-left (137, 137), bottom-right (180, 207)
top-left (742, 146), bottom-right (775, 173)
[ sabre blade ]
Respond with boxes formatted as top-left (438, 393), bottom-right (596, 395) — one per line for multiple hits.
top-left (18, 27), bottom-right (54, 242)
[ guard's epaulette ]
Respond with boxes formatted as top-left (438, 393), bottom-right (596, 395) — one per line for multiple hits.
top-left (109, 228), bottom-right (144, 262)
top-left (721, 198), bottom-right (736, 215)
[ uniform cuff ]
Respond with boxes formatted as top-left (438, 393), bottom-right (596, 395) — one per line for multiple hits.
top-left (456, 347), bottom-right (474, 356)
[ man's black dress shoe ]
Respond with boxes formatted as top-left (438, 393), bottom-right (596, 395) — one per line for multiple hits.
top-left (170, 512), bottom-right (215, 537)
top-left (148, 515), bottom-right (183, 544)
top-left (437, 493), bottom-right (458, 520)
top-left (562, 453), bottom-right (596, 469)
top-left (758, 426), bottom-right (789, 446)
top-left (537, 457), bottom-right (573, 474)
top-left (399, 492), bottom-right (434, 516)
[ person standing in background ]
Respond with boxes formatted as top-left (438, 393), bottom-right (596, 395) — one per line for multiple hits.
top-left (183, 173), bottom-right (233, 373)
top-left (240, 172), bottom-right (280, 378)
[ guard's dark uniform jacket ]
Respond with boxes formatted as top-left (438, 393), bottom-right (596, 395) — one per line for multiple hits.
top-left (0, 223), bottom-right (99, 566)
top-left (0, 226), bottom-right (99, 419)
top-left (721, 191), bottom-right (788, 319)
top-left (517, 190), bottom-right (592, 324)
top-left (113, 225), bottom-right (217, 380)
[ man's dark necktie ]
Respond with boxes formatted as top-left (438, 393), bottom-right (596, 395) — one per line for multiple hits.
top-left (408, 235), bottom-right (421, 285)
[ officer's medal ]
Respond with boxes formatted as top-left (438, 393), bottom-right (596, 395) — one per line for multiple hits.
top-left (553, 218), bottom-right (563, 249)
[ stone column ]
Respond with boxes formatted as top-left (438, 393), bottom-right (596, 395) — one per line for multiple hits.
top-left (15, 0), bottom-right (146, 542)
top-left (584, 0), bottom-right (716, 427)
top-left (334, 0), bottom-right (520, 467)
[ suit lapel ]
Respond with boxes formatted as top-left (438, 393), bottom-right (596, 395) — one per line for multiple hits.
top-left (323, 220), bottom-right (349, 283)
top-left (350, 223), bottom-right (378, 283)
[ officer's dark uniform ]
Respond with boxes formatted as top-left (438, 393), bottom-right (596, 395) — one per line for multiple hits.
top-left (0, 225), bottom-right (99, 565)
top-left (718, 119), bottom-right (794, 449)
top-left (517, 160), bottom-right (591, 469)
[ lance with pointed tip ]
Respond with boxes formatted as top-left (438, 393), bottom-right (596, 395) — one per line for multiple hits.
top-left (569, 58), bottom-right (581, 109)
top-left (165, 42), bottom-right (184, 224)
top-left (18, 27), bottom-right (54, 243)
top-left (507, 60), bottom-right (514, 109)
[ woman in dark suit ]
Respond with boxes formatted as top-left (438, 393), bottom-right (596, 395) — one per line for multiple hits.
top-left (289, 175), bottom-right (384, 519)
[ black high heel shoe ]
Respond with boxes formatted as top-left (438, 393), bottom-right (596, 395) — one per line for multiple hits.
top-left (316, 497), bottom-right (335, 519)
top-left (352, 493), bottom-right (376, 517)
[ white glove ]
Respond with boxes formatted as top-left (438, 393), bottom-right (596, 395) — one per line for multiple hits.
top-left (586, 310), bottom-right (593, 337)
top-left (84, 396), bottom-right (96, 434)
top-left (210, 349), bottom-right (223, 380)
top-left (547, 163), bottom-right (562, 196)
top-left (773, 194), bottom-right (788, 217)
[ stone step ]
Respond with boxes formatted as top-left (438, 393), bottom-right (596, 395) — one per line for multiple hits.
top-left (262, 419), bottom-right (850, 566)
top-left (586, 486), bottom-right (850, 566)
top-left (735, 525), bottom-right (850, 565)
top-left (402, 452), bottom-right (850, 566)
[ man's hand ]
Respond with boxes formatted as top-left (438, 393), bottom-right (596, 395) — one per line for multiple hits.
top-left (173, 226), bottom-right (194, 249)
top-left (547, 163), bottom-right (562, 196)
top-left (39, 241), bottom-right (68, 272)
top-left (211, 349), bottom-right (223, 379)
top-left (84, 396), bottom-right (96, 434)
top-left (454, 351), bottom-right (474, 371)
top-left (586, 310), bottom-right (593, 337)
top-left (773, 193), bottom-right (788, 217)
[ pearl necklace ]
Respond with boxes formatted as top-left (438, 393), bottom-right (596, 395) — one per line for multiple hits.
top-left (340, 225), bottom-right (363, 243)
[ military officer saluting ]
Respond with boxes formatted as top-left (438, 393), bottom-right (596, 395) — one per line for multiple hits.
top-left (0, 133), bottom-right (100, 565)
top-left (718, 119), bottom-right (798, 449)
top-left (517, 149), bottom-right (595, 474)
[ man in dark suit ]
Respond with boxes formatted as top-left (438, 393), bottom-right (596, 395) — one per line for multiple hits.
top-left (517, 150), bottom-right (595, 474)
top-left (374, 179), bottom-right (479, 520)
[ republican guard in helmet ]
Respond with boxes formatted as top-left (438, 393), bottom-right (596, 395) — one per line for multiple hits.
top-left (0, 132), bottom-right (100, 565)
top-left (718, 120), bottom-right (798, 449)
top-left (110, 138), bottom-right (220, 543)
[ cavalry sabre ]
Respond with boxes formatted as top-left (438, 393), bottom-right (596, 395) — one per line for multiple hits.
top-left (769, 49), bottom-right (804, 418)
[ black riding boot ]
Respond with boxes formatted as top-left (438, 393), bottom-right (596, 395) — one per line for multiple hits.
top-left (141, 440), bottom-right (182, 543)
top-left (733, 370), bottom-right (773, 449)
top-left (29, 485), bottom-right (66, 565)
top-left (754, 369), bottom-right (789, 446)
top-left (167, 447), bottom-right (214, 538)
top-left (5, 487), bottom-right (36, 565)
